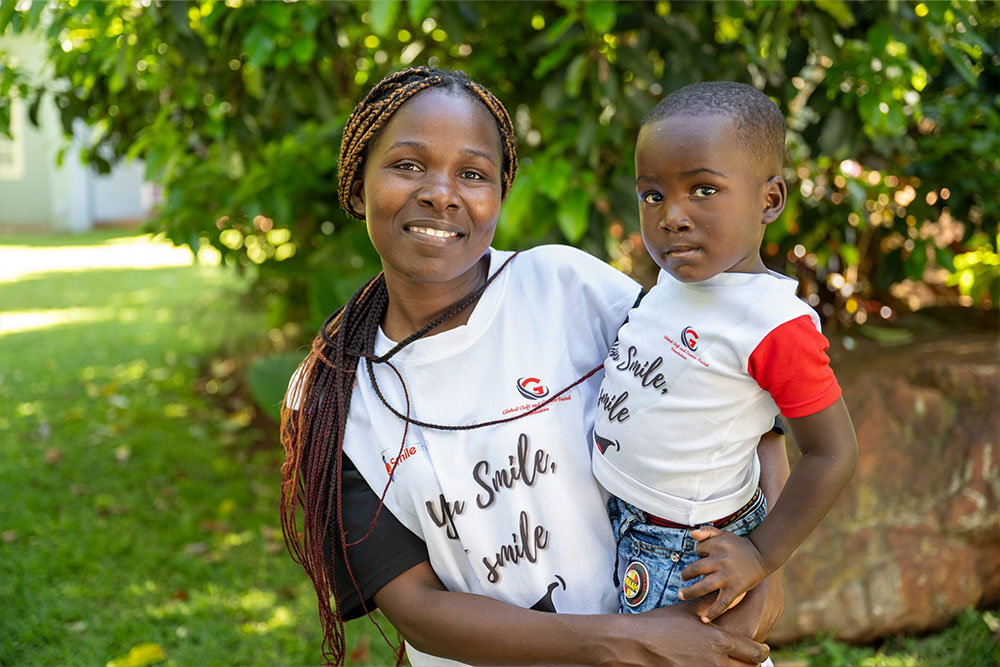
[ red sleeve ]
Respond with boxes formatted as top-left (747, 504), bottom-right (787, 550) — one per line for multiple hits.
top-left (747, 315), bottom-right (842, 419)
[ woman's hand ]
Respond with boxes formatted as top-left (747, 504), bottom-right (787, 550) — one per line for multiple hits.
top-left (375, 562), bottom-right (770, 666)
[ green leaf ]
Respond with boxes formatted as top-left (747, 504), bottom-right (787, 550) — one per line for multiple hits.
top-left (106, 643), bottom-right (166, 667)
top-left (407, 0), bottom-right (433, 26)
top-left (0, 0), bottom-right (18, 35)
top-left (536, 158), bottom-right (572, 199)
top-left (814, 0), bottom-right (855, 27)
top-left (290, 36), bottom-right (317, 66)
top-left (556, 188), bottom-right (590, 243)
top-left (942, 42), bottom-right (977, 86)
top-left (496, 171), bottom-right (536, 242)
top-left (533, 39), bottom-right (576, 79)
top-left (583, 1), bottom-right (617, 33)
top-left (248, 353), bottom-right (307, 423)
top-left (565, 53), bottom-right (588, 98)
top-left (857, 325), bottom-right (914, 346)
top-left (244, 24), bottom-right (276, 69)
top-left (369, 0), bottom-right (400, 38)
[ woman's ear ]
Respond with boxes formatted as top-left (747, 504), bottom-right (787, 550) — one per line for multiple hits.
top-left (762, 176), bottom-right (787, 225)
top-left (349, 179), bottom-right (366, 218)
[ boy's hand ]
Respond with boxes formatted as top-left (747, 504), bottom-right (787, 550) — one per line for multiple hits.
top-left (678, 526), bottom-right (771, 623)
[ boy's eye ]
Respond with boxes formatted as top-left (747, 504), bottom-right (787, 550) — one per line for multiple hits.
top-left (692, 185), bottom-right (717, 198)
top-left (641, 191), bottom-right (663, 204)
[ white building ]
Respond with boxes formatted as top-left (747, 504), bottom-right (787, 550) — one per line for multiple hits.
top-left (0, 31), bottom-right (153, 232)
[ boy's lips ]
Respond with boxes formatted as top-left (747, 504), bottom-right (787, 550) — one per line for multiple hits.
top-left (666, 244), bottom-right (700, 257)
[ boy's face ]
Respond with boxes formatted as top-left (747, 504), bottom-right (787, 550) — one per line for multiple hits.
top-left (635, 114), bottom-right (785, 283)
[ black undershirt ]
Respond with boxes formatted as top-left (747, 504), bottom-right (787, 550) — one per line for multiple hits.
top-left (325, 456), bottom-right (429, 620)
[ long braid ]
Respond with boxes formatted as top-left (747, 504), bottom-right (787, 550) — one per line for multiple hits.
top-left (280, 67), bottom-right (521, 666)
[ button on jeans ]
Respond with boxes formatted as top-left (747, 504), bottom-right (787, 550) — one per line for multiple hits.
top-left (609, 492), bottom-right (767, 614)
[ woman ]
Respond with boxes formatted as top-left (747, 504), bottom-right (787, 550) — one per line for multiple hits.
top-left (281, 66), bottom-right (786, 667)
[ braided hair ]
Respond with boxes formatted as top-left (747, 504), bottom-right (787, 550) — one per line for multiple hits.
top-left (279, 67), bottom-right (520, 666)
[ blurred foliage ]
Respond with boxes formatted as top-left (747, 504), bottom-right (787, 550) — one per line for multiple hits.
top-left (1, 0), bottom-right (997, 332)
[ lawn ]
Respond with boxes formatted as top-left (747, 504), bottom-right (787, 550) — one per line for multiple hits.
top-left (1, 230), bottom-right (995, 667)
top-left (0, 230), bottom-right (398, 666)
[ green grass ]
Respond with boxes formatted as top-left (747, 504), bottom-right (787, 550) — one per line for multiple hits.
top-left (1, 230), bottom-right (995, 667)
top-left (772, 609), bottom-right (999, 666)
top-left (0, 231), bottom-right (398, 666)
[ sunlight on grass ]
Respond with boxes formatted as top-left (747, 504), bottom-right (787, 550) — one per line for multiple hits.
top-left (0, 306), bottom-right (113, 335)
top-left (0, 233), bottom-right (220, 283)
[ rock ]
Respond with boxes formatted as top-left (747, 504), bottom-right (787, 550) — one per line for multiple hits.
top-left (771, 325), bottom-right (1000, 644)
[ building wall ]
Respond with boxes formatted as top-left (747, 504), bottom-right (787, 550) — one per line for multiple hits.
top-left (0, 31), bottom-right (150, 232)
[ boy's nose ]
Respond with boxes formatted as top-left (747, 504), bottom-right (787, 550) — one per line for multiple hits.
top-left (660, 204), bottom-right (691, 232)
top-left (418, 174), bottom-right (460, 211)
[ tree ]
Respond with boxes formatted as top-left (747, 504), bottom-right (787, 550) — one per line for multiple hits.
top-left (2, 0), bottom-right (996, 331)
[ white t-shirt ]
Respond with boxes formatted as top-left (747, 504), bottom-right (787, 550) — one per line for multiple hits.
top-left (340, 245), bottom-right (639, 666)
top-left (593, 269), bottom-right (840, 525)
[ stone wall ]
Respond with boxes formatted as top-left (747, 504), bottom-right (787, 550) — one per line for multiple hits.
top-left (772, 328), bottom-right (999, 643)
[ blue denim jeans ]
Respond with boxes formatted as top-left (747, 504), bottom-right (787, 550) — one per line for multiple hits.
top-left (609, 490), bottom-right (767, 613)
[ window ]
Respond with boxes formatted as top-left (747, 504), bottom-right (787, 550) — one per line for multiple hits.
top-left (0, 96), bottom-right (25, 180)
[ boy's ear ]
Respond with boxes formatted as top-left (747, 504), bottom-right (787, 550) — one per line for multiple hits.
top-left (762, 176), bottom-right (787, 225)
top-left (349, 179), bottom-right (366, 218)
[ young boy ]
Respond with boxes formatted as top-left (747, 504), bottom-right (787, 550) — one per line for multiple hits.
top-left (592, 81), bottom-right (857, 622)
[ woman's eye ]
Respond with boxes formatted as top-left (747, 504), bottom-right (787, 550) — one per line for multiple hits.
top-left (641, 191), bottom-right (662, 204)
top-left (395, 162), bottom-right (420, 172)
top-left (692, 185), bottom-right (717, 198)
top-left (461, 170), bottom-right (484, 180)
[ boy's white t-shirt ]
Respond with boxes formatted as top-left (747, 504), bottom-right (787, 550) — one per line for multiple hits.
top-left (592, 268), bottom-right (840, 525)
top-left (336, 245), bottom-right (639, 666)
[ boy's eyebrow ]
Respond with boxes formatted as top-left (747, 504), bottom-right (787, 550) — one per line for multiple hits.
top-left (679, 167), bottom-right (727, 178)
top-left (635, 167), bottom-right (728, 183)
top-left (384, 140), bottom-right (498, 164)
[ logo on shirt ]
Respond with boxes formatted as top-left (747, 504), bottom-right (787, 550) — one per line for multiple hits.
top-left (516, 376), bottom-right (550, 400)
top-left (382, 444), bottom-right (421, 478)
top-left (681, 326), bottom-right (699, 351)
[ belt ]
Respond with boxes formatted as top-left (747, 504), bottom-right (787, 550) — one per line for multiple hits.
top-left (645, 488), bottom-right (763, 530)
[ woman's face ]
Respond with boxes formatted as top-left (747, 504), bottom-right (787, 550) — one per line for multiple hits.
top-left (350, 87), bottom-right (504, 294)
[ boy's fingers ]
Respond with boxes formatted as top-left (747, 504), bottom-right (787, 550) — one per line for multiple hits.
top-left (690, 524), bottom-right (723, 541)
top-left (700, 593), bottom-right (733, 623)
top-left (680, 557), bottom-right (715, 581)
top-left (678, 575), bottom-right (719, 600)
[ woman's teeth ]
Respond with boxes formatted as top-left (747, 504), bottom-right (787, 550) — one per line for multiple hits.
top-left (410, 226), bottom-right (458, 239)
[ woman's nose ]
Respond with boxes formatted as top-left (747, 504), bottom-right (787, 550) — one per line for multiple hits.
top-left (418, 173), bottom-right (459, 211)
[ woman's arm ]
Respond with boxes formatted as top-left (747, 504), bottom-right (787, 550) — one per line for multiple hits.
top-left (374, 561), bottom-right (770, 667)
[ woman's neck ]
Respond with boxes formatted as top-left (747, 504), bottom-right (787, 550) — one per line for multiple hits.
top-left (380, 255), bottom-right (489, 342)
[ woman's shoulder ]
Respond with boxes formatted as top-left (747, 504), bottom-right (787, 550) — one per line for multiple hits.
top-left (515, 244), bottom-right (634, 283)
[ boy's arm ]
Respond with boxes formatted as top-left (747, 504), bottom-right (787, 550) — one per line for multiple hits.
top-left (680, 397), bottom-right (857, 621)
top-left (712, 429), bottom-right (790, 641)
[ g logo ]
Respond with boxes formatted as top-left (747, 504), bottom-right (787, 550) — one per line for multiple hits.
top-left (681, 327), bottom-right (699, 351)
top-left (516, 377), bottom-right (549, 400)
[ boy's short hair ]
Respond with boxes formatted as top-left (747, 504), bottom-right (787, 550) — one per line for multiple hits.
top-left (642, 81), bottom-right (786, 178)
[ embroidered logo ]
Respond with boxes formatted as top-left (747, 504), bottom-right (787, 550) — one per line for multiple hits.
top-left (623, 561), bottom-right (650, 608)
top-left (681, 326), bottom-right (699, 351)
top-left (516, 376), bottom-right (550, 400)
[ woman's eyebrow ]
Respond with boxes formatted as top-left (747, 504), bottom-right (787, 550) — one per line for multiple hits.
top-left (384, 141), bottom-right (497, 165)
